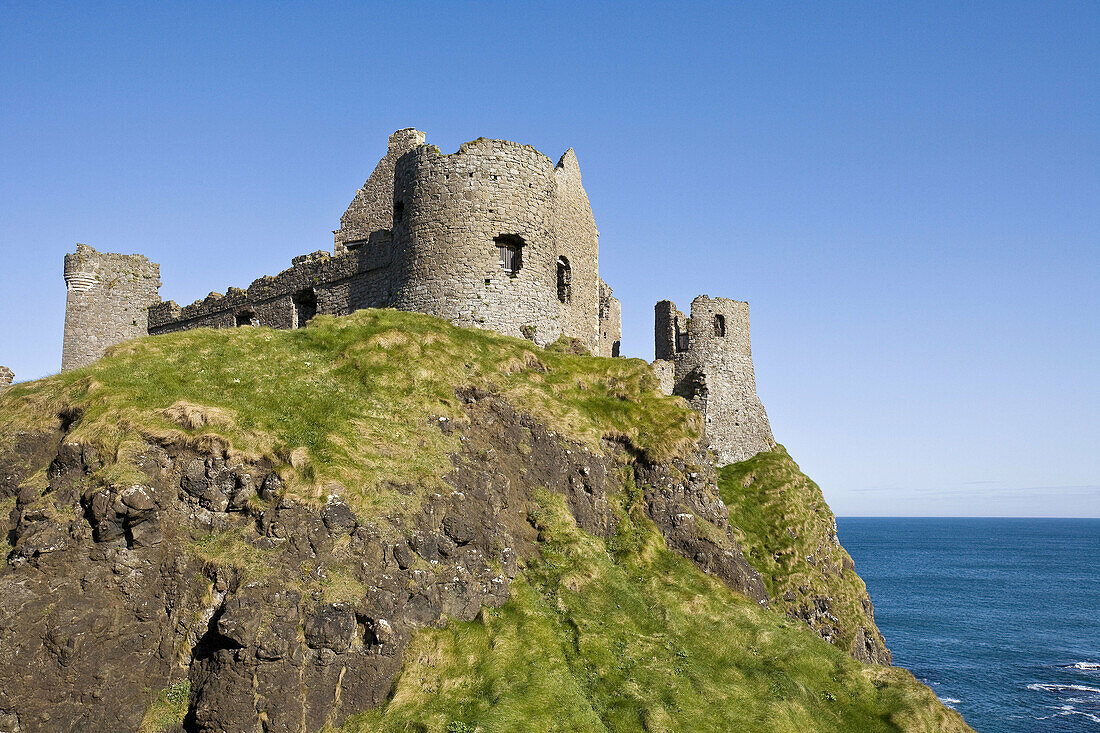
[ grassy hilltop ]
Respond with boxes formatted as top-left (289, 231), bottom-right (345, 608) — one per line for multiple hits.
top-left (0, 310), bottom-right (969, 732)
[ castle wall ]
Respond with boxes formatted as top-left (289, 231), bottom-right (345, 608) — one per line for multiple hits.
top-left (654, 300), bottom-right (687, 361)
top-left (391, 138), bottom-right (563, 346)
top-left (62, 245), bottom-right (161, 371)
top-left (334, 128), bottom-right (426, 255)
top-left (653, 296), bottom-right (775, 464)
top-left (553, 149), bottom-right (601, 353)
top-left (148, 246), bottom-right (400, 334)
top-left (0, 366), bottom-right (13, 394)
top-left (61, 130), bottom-right (623, 371)
top-left (598, 280), bottom-right (621, 357)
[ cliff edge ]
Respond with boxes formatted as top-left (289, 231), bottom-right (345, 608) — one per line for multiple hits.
top-left (0, 310), bottom-right (968, 732)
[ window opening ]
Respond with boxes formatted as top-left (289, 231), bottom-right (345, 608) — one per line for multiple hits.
top-left (674, 317), bottom-right (689, 352)
top-left (557, 256), bottom-right (572, 303)
top-left (236, 310), bottom-right (257, 327)
top-left (293, 288), bottom-right (317, 328)
top-left (714, 314), bottom-right (726, 337)
top-left (393, 200), bottom-right (405, 224)
top-left (495, 234), bottom-right (524, 276)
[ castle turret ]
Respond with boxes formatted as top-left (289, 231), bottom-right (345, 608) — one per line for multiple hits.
top-left (0, 366), bottom-right (13, 394)
top-left (391, 137), bottom-right (582, 347)
top-left (653, 295), bottom-right (775, 464)
top-left (62, 244), bottom-right (161, 371)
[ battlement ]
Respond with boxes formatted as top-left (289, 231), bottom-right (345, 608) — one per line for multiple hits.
top-left (653, 296), bottom-right (775, 464)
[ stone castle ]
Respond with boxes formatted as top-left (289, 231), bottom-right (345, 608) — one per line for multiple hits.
top-left (47, 129), bottom-right (774, 463)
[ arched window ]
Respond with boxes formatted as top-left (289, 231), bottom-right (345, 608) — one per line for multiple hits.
top-left (236, 309), bottom-right (257, 327)
top-left (557, 256), bottom-right (572, 303)
top-left (293, 288), bottom-right (317, 328)
top-left (714, 314), bottom-right (726, 337)
top-left (495, 234), bottom-right (524, 275)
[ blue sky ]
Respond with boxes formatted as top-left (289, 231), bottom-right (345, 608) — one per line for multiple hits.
top-left (1, 2), bottom-right (1097, 516)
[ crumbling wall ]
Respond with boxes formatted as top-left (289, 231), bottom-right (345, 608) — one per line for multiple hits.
top-left (62, 130), bottom-right (621, 365)
top-left (598, 280), bottom-right (621, 357)
top-left (0, 366), bottom-right (13, 394)
top-left (553, 149), bottom-right (601, 353)
top-left (148, 247), bottom-right (399, 334)
top-left (334, 128), bottom-right (426, 255)
top-left (62, 244), bottom-right (161, 371)
top-left (652, 296), bottom-right (775, 464)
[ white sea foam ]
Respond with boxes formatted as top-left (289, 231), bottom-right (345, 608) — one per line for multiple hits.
top-left (1036, 705), bottom-right (1100, 724)
top-left (940, 697), bottom-right (962, 704)
top-left (1071, 661), bottom-right (1100, 671)
top-left (1027, 682), bottom-right (1100, 694)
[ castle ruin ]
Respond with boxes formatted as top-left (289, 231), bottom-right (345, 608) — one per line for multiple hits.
top-left (651, 296), bottom-right (775, 464)
top-left (55, 129), bottom-right (774, 464)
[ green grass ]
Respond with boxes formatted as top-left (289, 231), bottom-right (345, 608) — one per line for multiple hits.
top-left (337, 492), bottom-right (970, 733)
top-left (139, 679), bottom-right (190, 733)
top-left (187, 528), bottom-right (277, 578)
top-left (0, 309), bottom-right (698, 519)
top-left (719, 445), bottom-right (891, 662)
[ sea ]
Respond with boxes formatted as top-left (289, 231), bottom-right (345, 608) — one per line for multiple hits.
top-left (838, 518), bottom-right (1100, 733)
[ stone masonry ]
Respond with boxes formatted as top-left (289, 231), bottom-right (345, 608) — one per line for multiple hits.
top-left (56, 129), bottom-right (779, 464)
top-left (0, 366), bottom-right (13, 394)
top-left (62, 244), bottom-right (161, 372)
top-left (653, 296), bottom-right (776, 464)
top-left (65, 129), bottom-right (621, 360)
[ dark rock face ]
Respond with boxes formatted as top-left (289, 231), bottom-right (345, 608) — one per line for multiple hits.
top-left (0, 392), bottom-right (765, 732)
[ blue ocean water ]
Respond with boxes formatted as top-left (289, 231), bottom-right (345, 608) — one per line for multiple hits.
top-left (837, 518), bottom-right (1100, 733)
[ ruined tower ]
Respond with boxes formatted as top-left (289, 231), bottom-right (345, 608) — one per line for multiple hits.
top-left (60, 130), bottom-right (622, 370)
top-left (62, 244), bottom-right (161, 371)
top-left (0, 366), bottom-right (13, 394)
top-left (390, 137), bottom-right (615, 352)
top-left (652, 296), bottom-right (775, 464)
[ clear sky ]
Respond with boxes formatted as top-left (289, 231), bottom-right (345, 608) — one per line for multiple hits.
top-left (1, 2), bottom-right (1097, 517)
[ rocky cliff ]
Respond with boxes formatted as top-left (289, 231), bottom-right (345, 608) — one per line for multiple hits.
top-left (0, 310), bottom-right (969, 732)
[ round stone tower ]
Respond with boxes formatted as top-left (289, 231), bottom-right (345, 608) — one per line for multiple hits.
top-left (391, 138), bottom-right (564, 345)
top-left (62, 244), bottom-right (161, 371)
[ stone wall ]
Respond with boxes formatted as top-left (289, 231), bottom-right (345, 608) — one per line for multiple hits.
top-left (62, 245), bottom-right (161, 371)
top-left (553, 149), bottom-right (601, 353)
top-left (652, 296), bottom-right (775, 464)
top-left (60, 129), bottom-right (623, 368)
top-left (392, 139), bottom-right (560, 346)
top-left (334, 128), bottom-right (426, 255)
top-left (0, 366), bottom-right (13, 394)
top-left (148, 246), bottom-right (399, 334)
top-left (598, 280), bottom-right (621, 357)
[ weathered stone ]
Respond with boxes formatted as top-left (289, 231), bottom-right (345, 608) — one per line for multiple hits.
top-left (304, 605), bottom-right (356, 652)
top-left (60, 129), bottom-right (621, 370)
top-left (320, 502), bottom-right (356, 534)
top-left (653, 296), bottom-right (776, 465)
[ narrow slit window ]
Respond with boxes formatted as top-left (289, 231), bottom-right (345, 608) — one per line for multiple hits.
top-left (714, 314), bottom-right (726, 337)
top-left (393, 200), bottom-right (405, 225)
top-left (557, 256), bottom-right (572, 303)
top-left (495, 234), bottom-right (524, 275)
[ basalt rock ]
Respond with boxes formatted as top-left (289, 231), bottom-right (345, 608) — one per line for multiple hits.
top-left (0, 391), bottom-right (765, 732)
